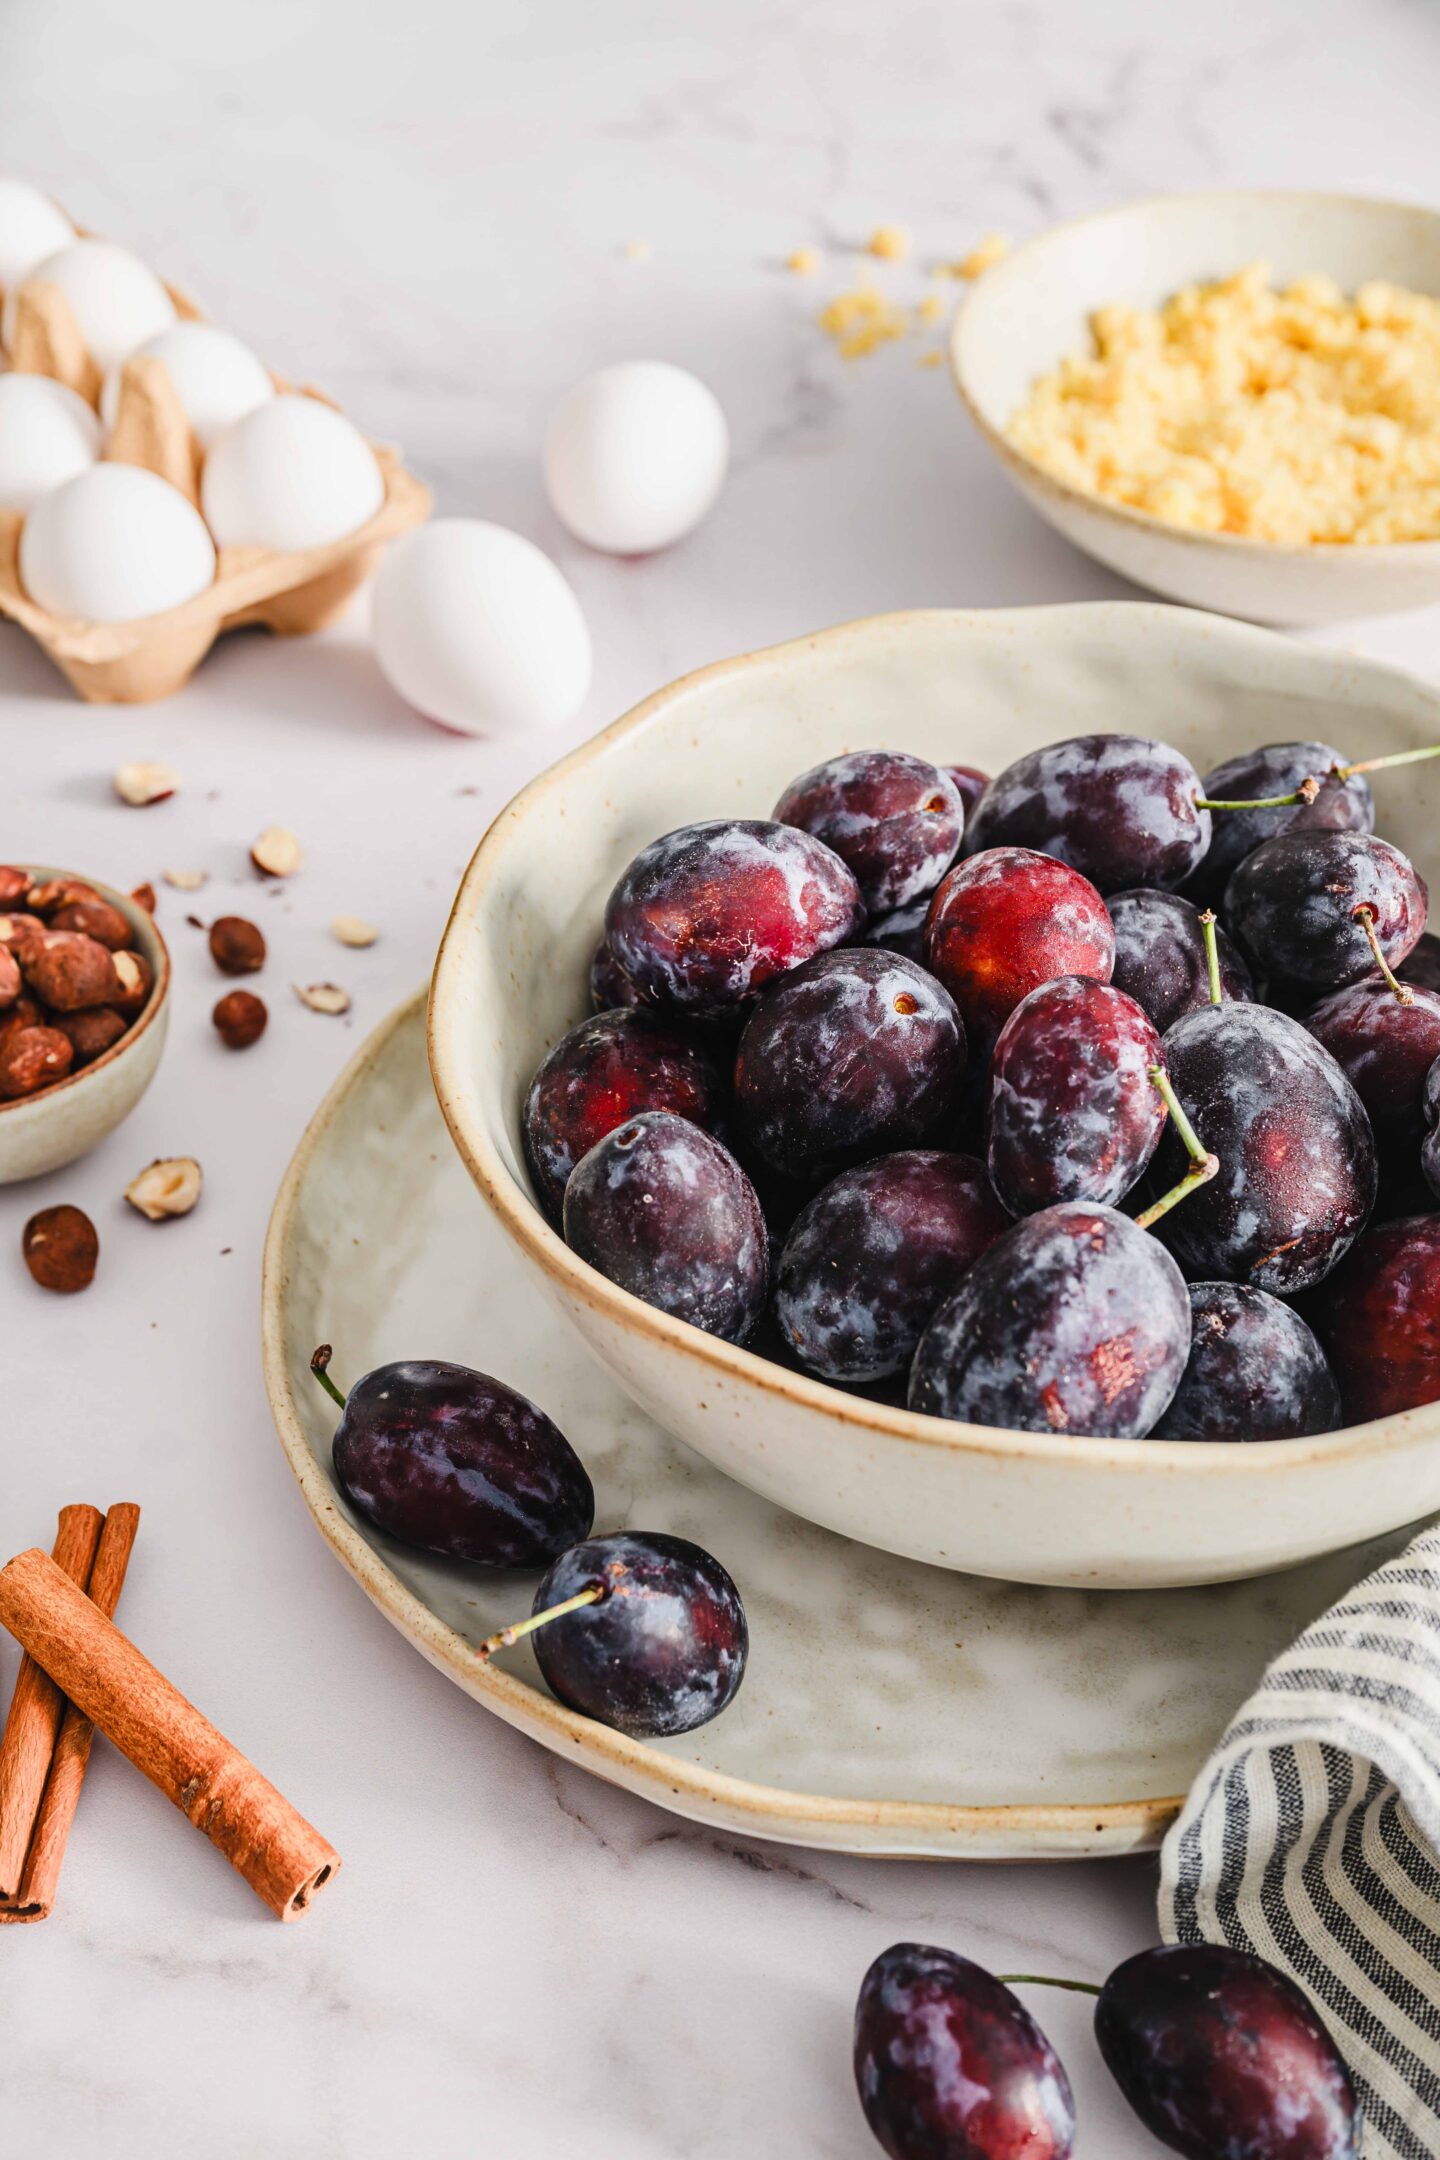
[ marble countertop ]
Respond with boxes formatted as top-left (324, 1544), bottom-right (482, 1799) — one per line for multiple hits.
top-left (4, 0), bottom-right (1440, 2151)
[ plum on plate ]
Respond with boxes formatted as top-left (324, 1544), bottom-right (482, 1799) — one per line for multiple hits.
top-left (1108, 886), bottom-right (1253, 1032)
top-left (925, 847), bottom-right (1115, 1049)
top-left (774, 749), bottom-right (964, 913)
top-left (1185, 738), bottom-right (1374, 908)
top-left (1225, 829), bottom-right (1427, 994)
top-left (964, 733), bottom-right (1210, 893)
top-left (1151, 1283), bottom-right (1340, 1441)
top-left (987, 975), bottom-right (1165, 1215)
top-left (563, 1110), bottom-right (768, 1341)
top-left (774, 1150), bottom-right (1010, 1382)
top-left (1311, 1211), bottom-right (1440, 1422)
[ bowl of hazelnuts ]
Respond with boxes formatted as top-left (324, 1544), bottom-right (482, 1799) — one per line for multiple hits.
top-left (0, 864), bottom-right (170, 1181)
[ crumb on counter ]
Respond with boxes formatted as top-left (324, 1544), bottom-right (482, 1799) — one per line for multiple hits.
top-left (918, 350), bottom-right (945, 368)
top-left (620, 238), bottom-right (653, 263)
top-left (819, 282), bottom-right (910, 359)
top-left (1008, 262), bottom-right (1440, 544)
top-left (950, 233), bottom-right (1009, 280)
top-left (786, 246), bottom-right (822, 276)
top-left (867, 224), bottom-right (910, 262)
top-left (916, 291), bottom-right (946, 324)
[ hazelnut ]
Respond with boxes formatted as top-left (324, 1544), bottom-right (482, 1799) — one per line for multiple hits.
top-left (0, 867), bottom-right (30, 909)
top-left (331, 915), bottom-right (379, 949)
top-left (23, 931), bottom-right (122, 1013)
top-left (0, 1025), bottom-right (74, 1099)
top-left (0, 947), bottom-right (19, 1010)
top-left (27, 878), bottom-right (102, 917)
top-left (250, 826), bottom-right (302, 878)
top-left (113, 761), bottom-right (181, 807)
top-left (0, 996), bottom-right (42, 1051)
top-left (22, 1205), bottom-right (99, 1293)
top-left (295, 981), bottom-right (351, 1015)
top-left (0, 913), bottom-right (46, 967)
top-left (56, 1007), bottom-right (128, 1064)
top-left (209, 915), bottom-right (266, 976)
top-left (130, 882), bottom-right (158, 914)
top-left (213, 989), bottom-right (267, 1049)
top-left (162, 867), bottom-right (207, 891)
top-left (49, 899), bottom-right (134, 951)
top-left (110, 948), bottom-right (154, 1018)
top-left (125, 1156), bottom-right (202, 1221)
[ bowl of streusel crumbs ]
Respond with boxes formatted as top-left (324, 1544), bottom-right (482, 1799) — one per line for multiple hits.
top-left (951, 191), bottom-right (1440, 623)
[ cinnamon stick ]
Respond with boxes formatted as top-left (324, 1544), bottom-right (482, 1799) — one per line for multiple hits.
top-left (4, 1504), bottom-right (141, 1922)
top-left (0, 1506), bottom-right (102, 1902)
top-left (0, 1548), bottom-right (340, 1920)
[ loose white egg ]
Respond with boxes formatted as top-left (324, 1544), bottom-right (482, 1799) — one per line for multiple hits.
top-left (543, 360), bottom-right (728, 554)
top-left (0, 179), bottom-right (74, 295)
top-left (371, 518), bottom-right (592, 736)
top-left (100, 321), bottom-right (274, 450)
top-left (201, 394), bottom-right (384, 551)
top-left (1, 238), bottom-right (176, 372)
top-left (20, 462), bottom-right (216, 622)
top-left (0, 374), bottom-right (101, 511)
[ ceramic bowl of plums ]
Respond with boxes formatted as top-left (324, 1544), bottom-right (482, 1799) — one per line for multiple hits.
top-left (429, 602), bottom-right (1440, 1591)
top-left (0, 863), bottom-right (169, 1181)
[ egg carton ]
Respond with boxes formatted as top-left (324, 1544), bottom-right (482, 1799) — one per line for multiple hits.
top-left (0, 257), bottom-right (430, 702)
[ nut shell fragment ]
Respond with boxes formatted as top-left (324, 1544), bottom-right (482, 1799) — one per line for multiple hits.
top-left (125, 1156), bottom-right (203, 1221)
top-left (331, 916), bottom-right (378, 949)
top-left (114, 761), bottom-right (181, 807)
top-left (295, 982), bottom-right (350, 1015)
top-left (251, 827), bottom-right (302, 878)
top-left (163, 867), bottom-right (207, 891)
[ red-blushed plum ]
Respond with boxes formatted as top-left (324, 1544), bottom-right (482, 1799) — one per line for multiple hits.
top-left (527, 1531), bottom-right (747, 1739)
top-left (734, 948), bottom-right (965, 1183)
top-left (563, 1110), bottom-right (768, 1342)
top-left (944, 764), bottom-right (990, 821)
top-left (1312, 1212), bottom-right (1440, 1422)
top-left (1154, 1003), bottom-right (1377, 1295)
top-left (604, 817), bottom-right (863, 1018)
top-left (774, 1150), bottom-right (1010, 1382)
top-left (1185, 738), bottom-right (1374, 909)
top-left (326, 1359), bottom-right (594, 1567)
top-left (1096, 1945), bottom-right (1360, 2160)
top-left (522, 1007), bottom-right (728, 1223)
top-left (854, 1944), bottom-right (1075, 2160)
top-left (908, 1202), bottom-right (1190, 1437)
top-left (963, 733), bottom-right (1210, 893)
top-left (1304, 980), bottom-right (1440, 1160)
top-left (1108, 886), bottom-right (1253, 1032)
top-left (588, 936), bottom-right (641, 1011)
top-left (1400, 930), bottom-right (1440, 993)
top-left (773, 749), bottom-right (964, 913)
top-left (1225, 829), bottom-right (1427, 993)
top-left (1151, 1283), bottom-right (1341, 1440)
top-left (1425, 1056), bottom-right (1440, 1199)
top-left (987, 976), bottom-right (1165, 1215)
top-left (924, 847), bottom-right (1115, 1049)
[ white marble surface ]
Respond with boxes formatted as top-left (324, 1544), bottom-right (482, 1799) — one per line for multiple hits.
top-left (2, 1), bottom-right (1439, 2152)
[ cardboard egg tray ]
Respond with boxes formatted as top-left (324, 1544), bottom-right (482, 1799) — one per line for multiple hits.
top-left (0, 239), bottom-right (430, 703)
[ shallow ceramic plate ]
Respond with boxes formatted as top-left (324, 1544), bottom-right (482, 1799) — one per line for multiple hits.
top-left (951, 191), bottom-right (1440, 623)
top-left (263, 992), bottom-right (1418, 1860)
top-left (429, 603), bottom-right (1440, 1590)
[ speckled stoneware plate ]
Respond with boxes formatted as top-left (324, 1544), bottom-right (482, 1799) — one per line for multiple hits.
top-left (262, 992), bottom-right (1415, 1861)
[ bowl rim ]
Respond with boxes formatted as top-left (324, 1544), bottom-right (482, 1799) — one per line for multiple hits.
top-left (948, 186), bottom-right (1440, 564)
top-left (428, 601), bottom-right (1437, 1483)
top-left (0, 862), bottom-right (170, 1118)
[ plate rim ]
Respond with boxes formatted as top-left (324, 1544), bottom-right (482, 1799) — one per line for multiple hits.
top-left (261, 986), bottom-right (1186, 1858)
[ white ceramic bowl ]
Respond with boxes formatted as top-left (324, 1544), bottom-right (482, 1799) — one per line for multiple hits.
top-left (951, 192), bottom-right (1440, 625)
top-left (0, 868), bottom-right (170, 1182)
top-left (430, 604), bottom-right (1440, 1590)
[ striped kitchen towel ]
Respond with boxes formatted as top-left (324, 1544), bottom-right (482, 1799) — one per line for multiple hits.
top-left (1159, 1519), bottom-right (1440, 2160)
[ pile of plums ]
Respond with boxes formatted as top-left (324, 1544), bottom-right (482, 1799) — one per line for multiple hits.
top-left (854, 1937), bottom-right (1360, 2159)
top-left (522, 729), bottom-right (1440, 1441)
top-left (309, 1347), bottom-right (747, 1738)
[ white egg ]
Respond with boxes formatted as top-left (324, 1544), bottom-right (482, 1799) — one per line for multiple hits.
top-left (0, 179), bottom-right (74, 295)
top-left (0, 374), bottom-right (101, 511)
top-left (100, 322), bottom-right (274, 450)
top-left (371, 519), bottom-right (591, 736)
top-left (202, 394), bottom-right (384, 551)
top-left (543, 360), bottom-right (728, 554)
top-left (1, 238), bottom-right (176, 372)
top-left (21, 462), bottom-right (216, 622)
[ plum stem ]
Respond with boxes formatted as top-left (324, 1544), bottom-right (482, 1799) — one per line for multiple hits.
top-left (1195, 775), bottom-right (1321, 811)
top-left (996, 1973), bottom-right (1103, 1998)
top-left (310, 1343), bottom-right (347, 1410)
top-left (1137, 1067), bottom-right (1219, 1232)
top-left (1149, 1066), bottom-right (1208, 1164)
top-left (476, 1584), bottom-right (605, 1662)
top-left (1339, 742), bottom-right (1440, 779)
top-left (1197, 909), bottom-right (1224, 1006)
top-left (1354, 905), bottom-right (1415, 1005)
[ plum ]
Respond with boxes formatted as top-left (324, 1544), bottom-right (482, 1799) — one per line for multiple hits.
top-left (1225, 829), bottom-right (1427, 993)
top-left (1151, 1283), bottom-right (1340, 1440)
top-left (964, 733), bottom-right (1210, 893)
top-left (925, 847), bottom-right (1115, 1049)
top-left (944, 764), bottom-right (991, 820)
top-left (734, 949), bottom-right (965, 1183)
top-left (604, 818), bottom-right (863, 1017)
top-left (1108, 887), bottom-right (1253, 1032)
top-left (908, 1202), bottom-right (1191, 1437)
top-left (1096, 1943), bottom-right (1360, 2160)
top-left (774, 1150), bottom-right (1010, 1382)
top-left (1304, 980), bottom-right (1440, 1162)
top-left (1154, 1003), bottom-right (1377, 1295)
top-left (854, 1943), bottom-right (1075, 2160)
top-left (588, 937), bottom-right (642, 1011)
top-left (522, 1007), bottom-right (728, 1224)
top-left (865, 894), bottom-right (931, 964)
top-left (563, 1110), bottom-right (768, 1341)
top-left (1312, 1211), bottom-right (1440, 1422)
top-left (1400, 930), bottom-right (1440, 994)
top-left (314, 1352), bottom-right (594, 1567)
top-left (987, 976), bottom-right (1165, 1215)
top-left (1185, 738), bottom-right (1374, 908)
top-left (773, 749), bottom-right (964, 913)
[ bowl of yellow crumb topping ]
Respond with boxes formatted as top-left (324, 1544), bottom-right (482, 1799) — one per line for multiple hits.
top-left (951, 191), bottom-right (1440, 623)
